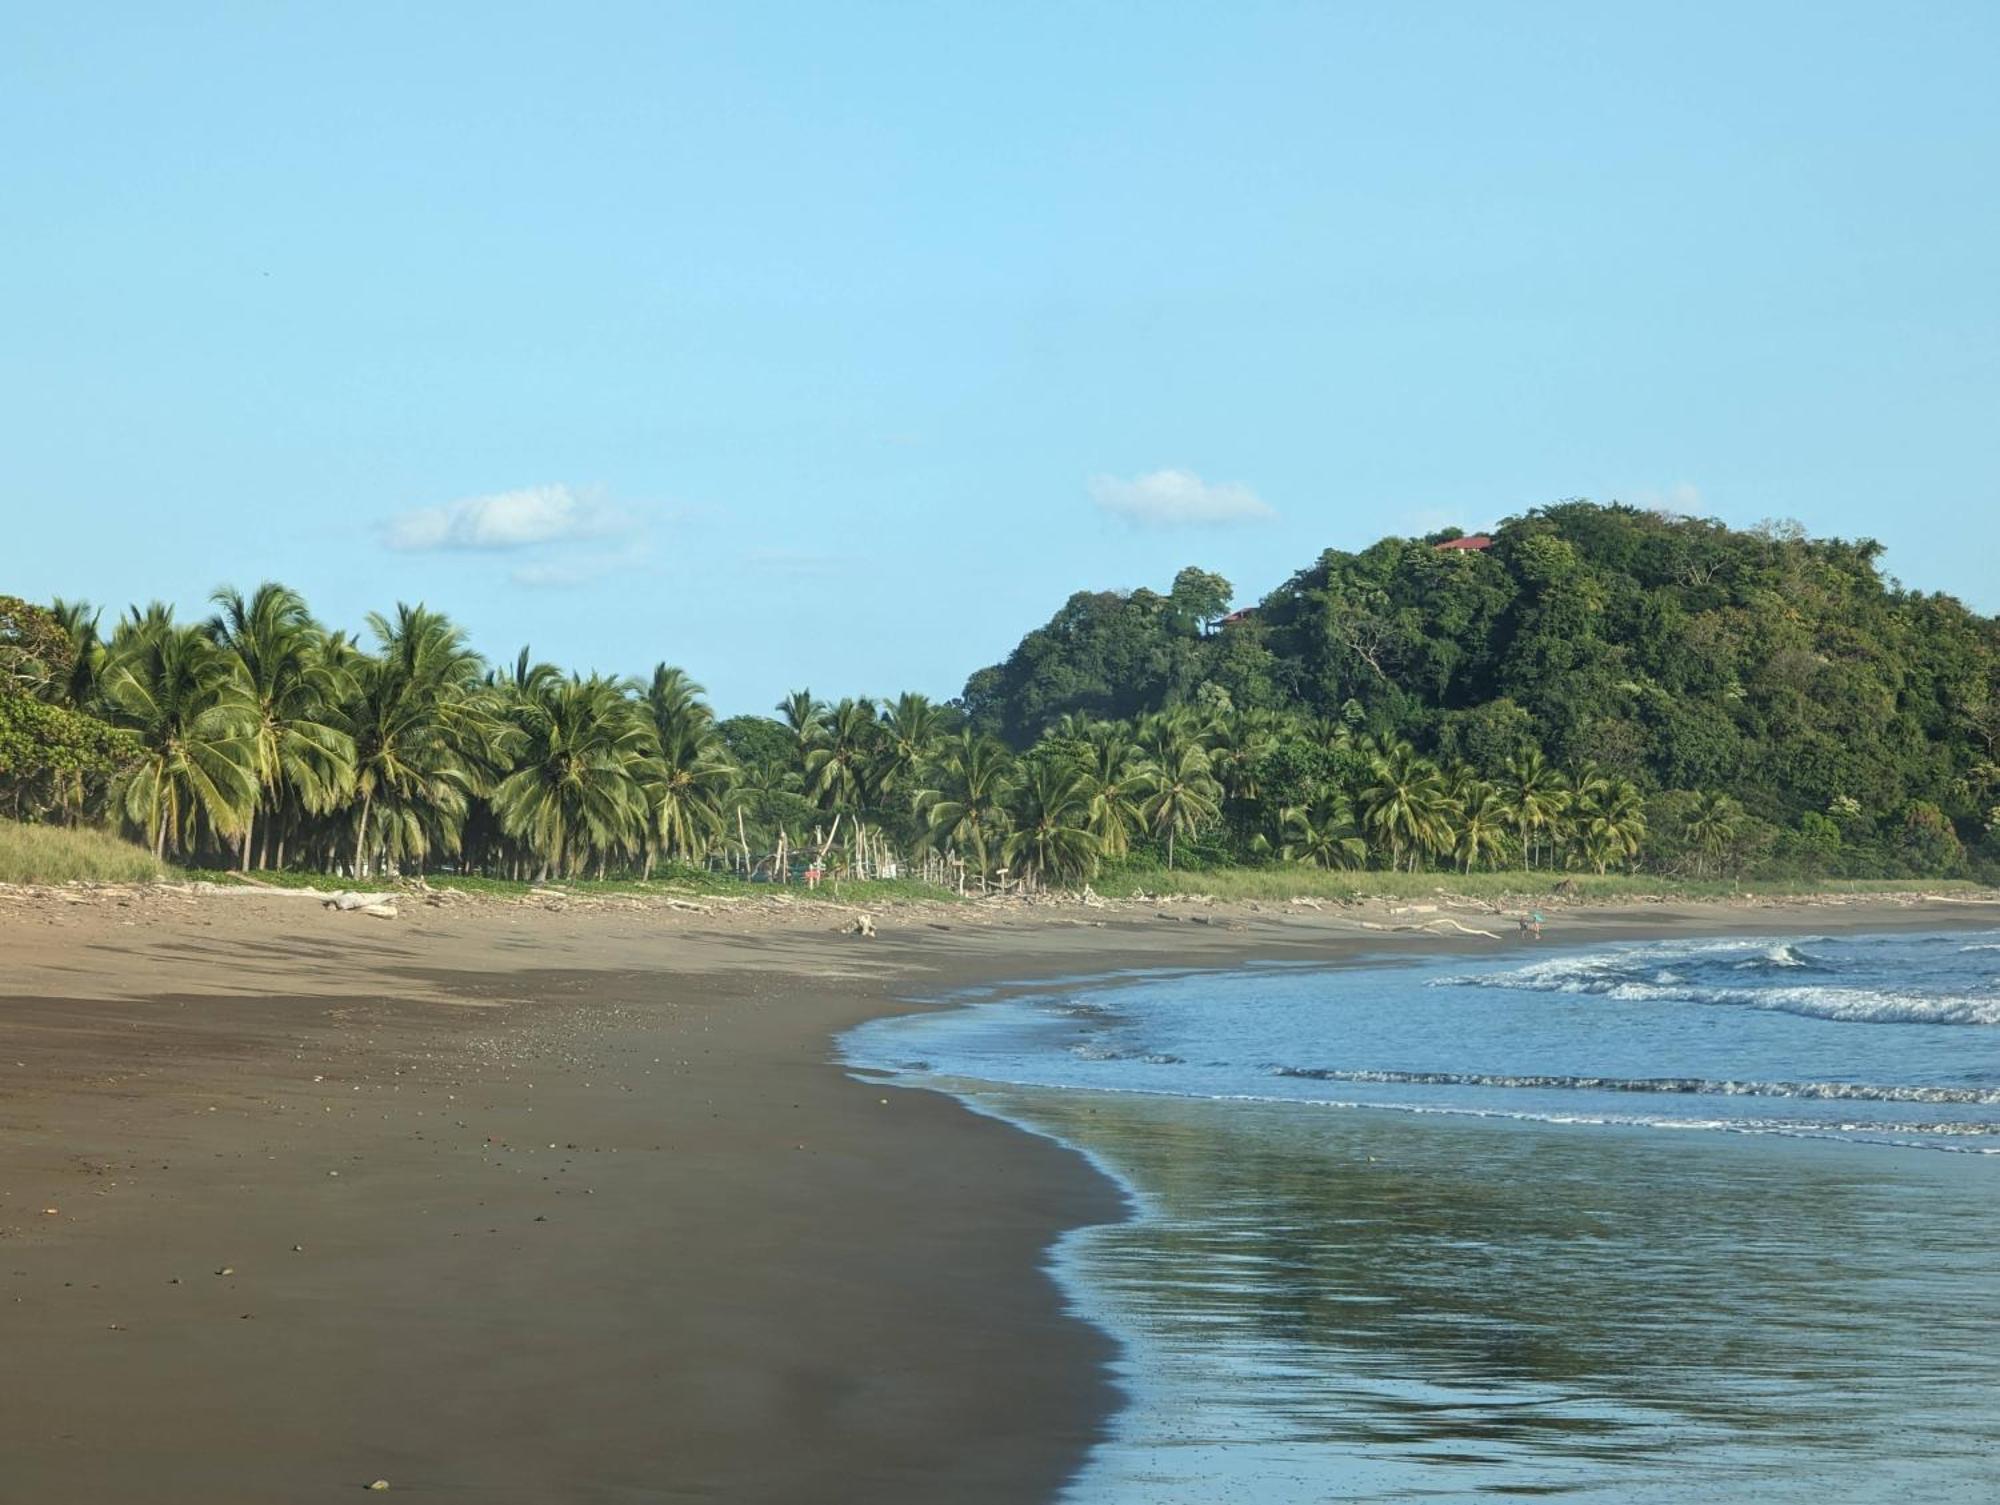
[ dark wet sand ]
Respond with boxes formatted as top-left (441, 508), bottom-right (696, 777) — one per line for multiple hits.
top-left (3, 890), bottom-right (1994, 1502)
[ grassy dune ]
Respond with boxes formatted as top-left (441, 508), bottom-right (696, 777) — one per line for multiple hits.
top-left (0, 820), bottom-right (167, 885)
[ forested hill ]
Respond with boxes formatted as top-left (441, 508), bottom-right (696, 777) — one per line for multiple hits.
top-left (962, 503), bottom-right (2000, 831)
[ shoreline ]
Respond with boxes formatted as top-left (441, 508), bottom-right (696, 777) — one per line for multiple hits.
top-left (3, 890), bottom-right (1996, 1502)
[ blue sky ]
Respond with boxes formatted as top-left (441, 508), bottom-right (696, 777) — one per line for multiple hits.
top-left (5, 3), bottom-right (1996, 715)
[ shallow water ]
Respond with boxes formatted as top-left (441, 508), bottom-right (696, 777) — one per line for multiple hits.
top-left (845, 931), bottom-right (2000, 1501)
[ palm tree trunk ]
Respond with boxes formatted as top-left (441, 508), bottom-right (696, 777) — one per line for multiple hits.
top-left (1166, 825), bottom-right (1176, 869)
top-left (353, 790), bottom-right (373, 879)
top-left (240, 806), bottom-right (255, 874)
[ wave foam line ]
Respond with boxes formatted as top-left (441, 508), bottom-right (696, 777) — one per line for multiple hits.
top-left (1272, 1066), bottom-right (2000, 1105)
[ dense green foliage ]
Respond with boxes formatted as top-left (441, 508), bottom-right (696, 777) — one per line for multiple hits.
top-left (5, 504), bottom-right (1996, 886)
top-left (963, 504), bottom-right (2000, 880)
top-left (0, 596), bottom-right (142, 821)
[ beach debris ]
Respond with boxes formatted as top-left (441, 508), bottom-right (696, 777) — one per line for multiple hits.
top-left (1424, 917), bottom-right (1503, 940)
top-left (846, 914), bottom-right (876, 937)
top-left (215, 1267), bottom-right (234, 1276)
top-left (367, 1481), bottom-right (391, 1492)
top-left (322, 891), bottom-right (398, 919)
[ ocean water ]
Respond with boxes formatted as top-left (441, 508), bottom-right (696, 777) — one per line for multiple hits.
top-left (843, 931), bottom-right (2000, 1502)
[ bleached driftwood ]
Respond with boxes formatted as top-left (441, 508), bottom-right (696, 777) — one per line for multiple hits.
top-left (323, 892), bottom-right (398, 919)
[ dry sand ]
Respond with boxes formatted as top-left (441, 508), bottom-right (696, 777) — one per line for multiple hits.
top-left (2, 882), bottom-right (1995, 1502)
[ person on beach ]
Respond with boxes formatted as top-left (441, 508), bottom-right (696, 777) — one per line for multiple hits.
top-left (1520, 910), bottom-right (1544, 940)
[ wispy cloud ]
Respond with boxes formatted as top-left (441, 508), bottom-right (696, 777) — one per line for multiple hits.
top-left (385, 484), bottom-right (624, 552)
top-left (1089, 468), bottom-right (1275, 527)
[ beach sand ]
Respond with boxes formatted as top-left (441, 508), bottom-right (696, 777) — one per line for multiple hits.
top-left (2, 884), bottom-right (1993, 1502)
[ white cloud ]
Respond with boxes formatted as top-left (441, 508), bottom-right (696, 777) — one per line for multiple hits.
top-left (385, 484), bottom-right (622, 552)
top-left (1089, 468), bottom-right (1275, 527)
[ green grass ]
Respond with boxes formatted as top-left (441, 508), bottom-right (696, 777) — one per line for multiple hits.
top-left (1089, 865), bottom-right (1992, 904)
top-left (138, 854), bottom-right (1996, 909)
top-left (0, 819), bottom-right (169, 885)
top-left (180, 865), bottom-right (962, 906)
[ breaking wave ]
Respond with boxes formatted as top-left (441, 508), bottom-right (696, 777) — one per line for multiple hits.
top-left (1436, 941), bottom-right (2000, 1026)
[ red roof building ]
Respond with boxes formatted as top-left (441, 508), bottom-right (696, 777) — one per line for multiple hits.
top-left (1434, 534), bottom-right (1493, 552)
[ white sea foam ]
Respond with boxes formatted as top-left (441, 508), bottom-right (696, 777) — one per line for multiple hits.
top-left (1434, 943), bottom-right (2000, 1025)
top-left (1270, 1066), bottom-right (2000, 1105)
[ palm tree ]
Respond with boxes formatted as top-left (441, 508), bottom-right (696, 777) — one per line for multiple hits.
top-left (1204, 709), bottom-right (1280, 817)
top-left (1684, 791), bottom-right (1743, 879)
top-left (804, 697), bottom-right (878, 812)
top-left (776, 689), bottom-right (825, 779)
top-left (640, 731), bottom-right (735, 871)
top-left (1501, 749), bottom-right (1567, 871)
top-left (638, 665), bottom-right (735, 871)
top-left (1003, 761), bottom-right (1099, 886)
top-left (46, 599), bottom-right (106, 710)
top-left (1359, 741), bottom-right (1455, 872)
top-left (917, 732), bottom-right (1016, 880)
top-left (491, 674), bottom-right (650, 880)
top-left (1451, 779), bottom-right (1513, 873)
top-left (1070, 723), bottom-right (1147, 860)
top-left (205, 584), bottom-right (355, 871)
top-left (98, 606), bottom-right (259, 860)
top-left (1280, 790), bottom-right (1367, 869)
top-left (341, 606), bottom-right (501, 877)
top-left (1553, 763), bottom-right (1611, 870)
top-left (494, 646), bottom-right (564, 698)
top-left (643, 664), bottom-right (711, 742)
top-left (1132, 716), bottom-right (1221, 869)
top-left (876, 692), bottom-right (947, 804)
top-left (1577, 778), bottom-right (1647, 874)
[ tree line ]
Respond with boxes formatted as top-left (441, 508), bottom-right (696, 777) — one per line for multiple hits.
top-left (4, 502), bottom-right (1996, 885)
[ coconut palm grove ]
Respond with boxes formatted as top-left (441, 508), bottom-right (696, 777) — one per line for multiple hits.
top-left (4, 502), bottom-right (1998, 887)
